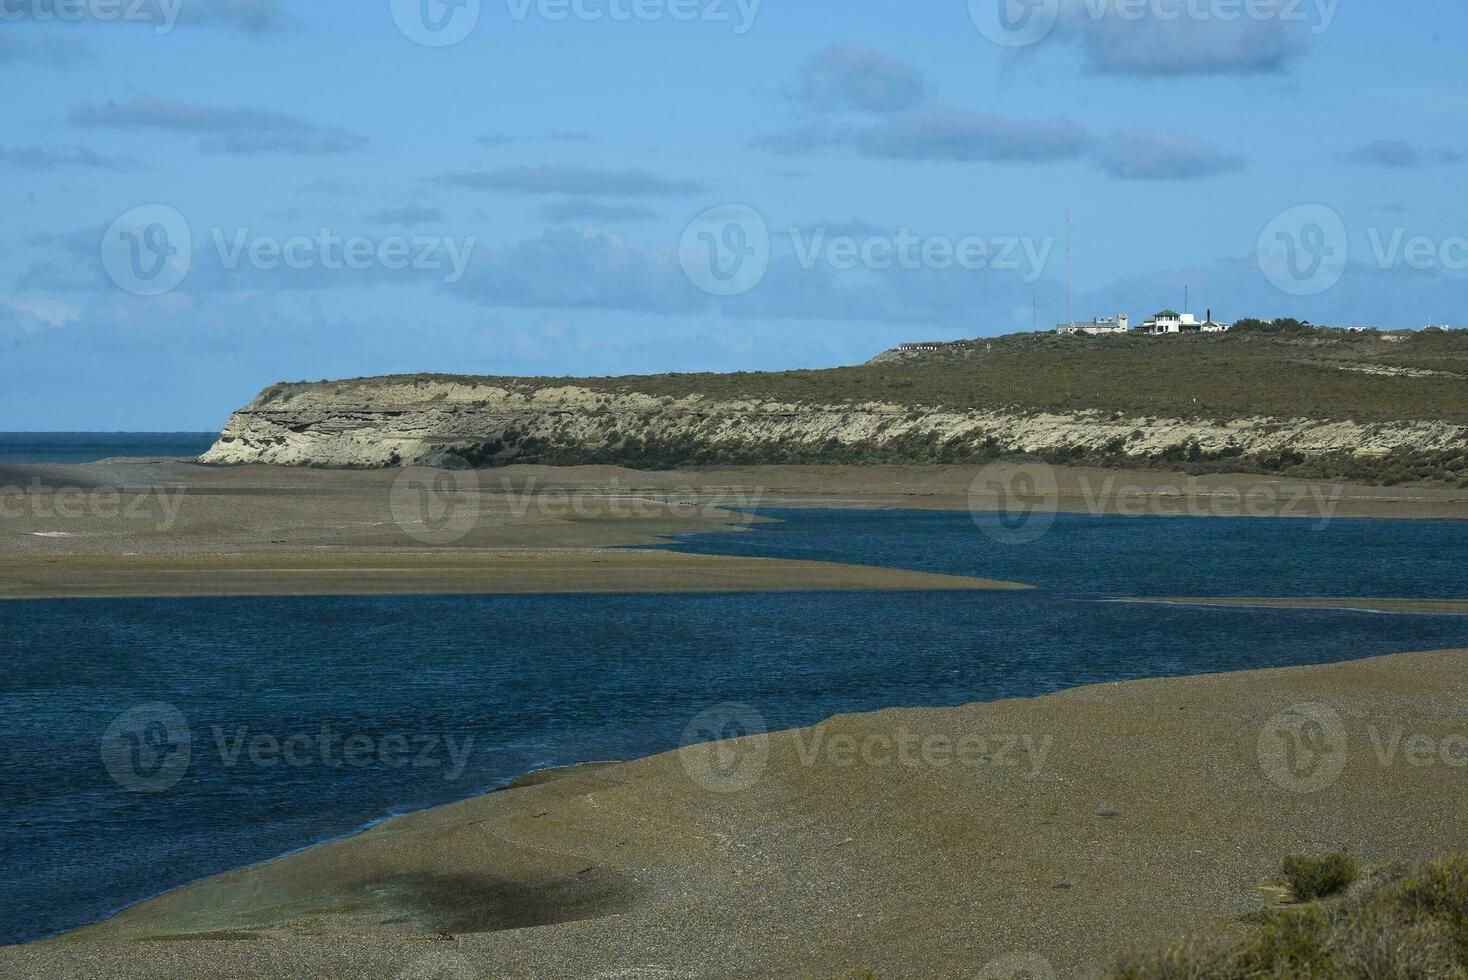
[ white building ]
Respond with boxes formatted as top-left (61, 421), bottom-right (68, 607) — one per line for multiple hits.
top-left (1139, 310), bottom-right (1230, 334)
top-left (1056, 314), bottom-right (1130, 336)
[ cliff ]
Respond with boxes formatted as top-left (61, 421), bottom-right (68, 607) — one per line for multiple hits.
top-left (201, 374), bottom-right (1468, 481)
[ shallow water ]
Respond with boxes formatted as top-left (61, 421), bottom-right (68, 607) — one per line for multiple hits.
top-left (661, 507), bottom-right (1468, 599)
top-left (1, 508), bottom-right (1465, 944)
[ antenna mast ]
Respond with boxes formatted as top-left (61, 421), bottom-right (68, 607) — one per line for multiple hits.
top-left (1064, 210), bottom-right (1072, 327)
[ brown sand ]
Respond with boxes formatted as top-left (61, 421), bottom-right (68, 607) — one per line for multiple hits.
top-left (1, 459), bottom-right (1463, 599)
top-left (0, 459), bottom-right (1034, 597)
top-left (0, 551), bottom-right (1023, 599)
top-left (11, 648), bottom-right (1468, 978)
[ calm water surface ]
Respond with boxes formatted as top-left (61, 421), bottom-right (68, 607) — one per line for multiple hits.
top-left (0, 433), bottom-right (218, 465)
top-left (2, 507), bottom-right (1465, 944)
top-left (662, 508), bottom-right (1468, 599)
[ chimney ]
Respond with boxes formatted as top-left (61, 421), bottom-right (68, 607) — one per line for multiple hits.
top-left (1207, 307), bottom-right (1212, 324)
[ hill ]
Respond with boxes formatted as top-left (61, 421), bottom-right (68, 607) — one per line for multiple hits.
top-left (202, 330), bottom-right (1468, 484)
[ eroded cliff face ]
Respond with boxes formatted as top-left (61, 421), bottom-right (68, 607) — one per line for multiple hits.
top-left (200, 377), bottom-right (1468, 473)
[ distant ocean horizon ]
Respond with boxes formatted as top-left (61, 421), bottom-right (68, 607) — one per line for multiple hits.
top-left (0, 433), bottom-right (220, 466)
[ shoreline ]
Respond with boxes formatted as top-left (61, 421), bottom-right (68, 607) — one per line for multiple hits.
top-left (0, 460), bottom-right (1464, 600)
top-left (13, 647), bottom-right (1468, 977)
top-left (15, 611), bottom-right (1464, 950)
top-left (21, 759), bottom-right (623, 948)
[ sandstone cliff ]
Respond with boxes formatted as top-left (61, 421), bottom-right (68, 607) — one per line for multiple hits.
top-left (201, 375), bottom-right (1468, 478)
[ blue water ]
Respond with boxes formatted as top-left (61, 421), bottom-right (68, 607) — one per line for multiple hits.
top-left (1, 508), bottom-right (1466, 945)
top-left (0, 433), bottom-right (219, 465)
top-left (660, 508), bottom-right (1468, 600)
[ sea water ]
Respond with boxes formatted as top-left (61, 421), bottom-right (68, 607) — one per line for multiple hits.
top-left (0, 433), bottom-right (219, 466)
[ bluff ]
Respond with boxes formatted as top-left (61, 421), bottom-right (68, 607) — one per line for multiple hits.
top-left (202, 331), bottom-right (1468, 482)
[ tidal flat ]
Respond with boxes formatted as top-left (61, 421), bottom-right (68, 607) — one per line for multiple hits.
top-left (4, 459), bottom-right (1467, 976)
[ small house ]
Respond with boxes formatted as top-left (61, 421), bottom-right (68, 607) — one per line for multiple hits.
top-left (1140, 309), bottom-right (1231, 334)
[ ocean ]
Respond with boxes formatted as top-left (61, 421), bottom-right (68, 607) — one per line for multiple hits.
top-left (0, 433), bottom-right (219, 466)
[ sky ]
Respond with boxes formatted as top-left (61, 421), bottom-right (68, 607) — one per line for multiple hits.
top-left (3, 0), bottom-right (1467, 429)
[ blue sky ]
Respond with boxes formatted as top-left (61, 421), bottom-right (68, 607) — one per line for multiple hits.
top-left (3, 0), bottom-right (1466, 428)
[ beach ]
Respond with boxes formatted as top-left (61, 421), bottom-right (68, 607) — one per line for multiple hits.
top-left (2, 459), bottom-right (1464, 599)
top-left (10, 647), bottom-right (1468, 977)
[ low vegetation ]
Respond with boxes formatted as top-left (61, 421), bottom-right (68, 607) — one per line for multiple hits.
top-left (1108, 853), bottom-right (1468, 979)
top-left (314, 329), bottom-right (1468, 425)
top-left (266, 329), bottom-right (1468, 483)
top-left (1282, 852), bottom-right (1360, 902)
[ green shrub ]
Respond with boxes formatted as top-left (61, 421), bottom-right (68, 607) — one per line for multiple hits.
top-left (1283, 851), bottom-right (1359, 901)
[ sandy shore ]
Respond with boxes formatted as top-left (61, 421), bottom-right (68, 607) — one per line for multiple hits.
top-left (1, 459), bottom-right (1463, 599)
top-left (10, 648), bottom-right (1468, 978)
top-left (0, 550), bottom-right (1021, 599)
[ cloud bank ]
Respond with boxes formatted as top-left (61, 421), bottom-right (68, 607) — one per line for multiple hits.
top-left (436, 165), bottom-right (706, 198)
top-left (1099, 129), bottom-right (1244, 180)
top-left (784, 44), bottom-right (928, 114)
top-left (69, 96), bottom-right (366, 154)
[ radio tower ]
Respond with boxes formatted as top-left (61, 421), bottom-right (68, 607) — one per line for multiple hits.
top-left (1064, 210), bottom-right (1072, 328)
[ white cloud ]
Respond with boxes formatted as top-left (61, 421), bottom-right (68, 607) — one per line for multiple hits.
top-left (0, 293), bottom-right (82, 332)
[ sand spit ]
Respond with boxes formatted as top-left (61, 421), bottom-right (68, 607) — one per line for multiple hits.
top-left (1134, 597), bottom-right (1468, 616)
top-left (4, 460), bottom-right (1462, 599)
top-left (0, 550), bottom-right (1024, 600)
